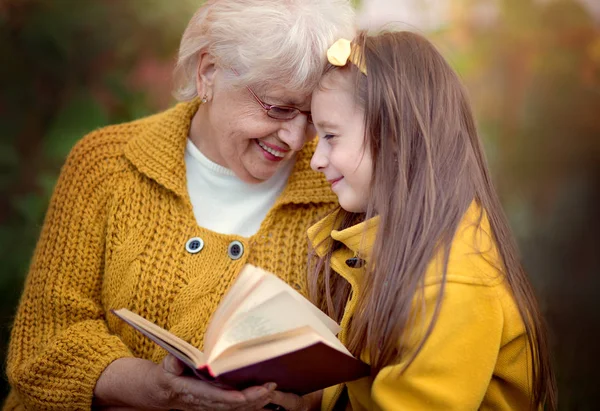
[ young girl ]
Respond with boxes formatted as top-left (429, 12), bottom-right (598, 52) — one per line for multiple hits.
top-left (307, 31), bottom-right (557, 410)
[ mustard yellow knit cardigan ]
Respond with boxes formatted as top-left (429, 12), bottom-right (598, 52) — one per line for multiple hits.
top-left (4, 101), bottom-right (337, 410)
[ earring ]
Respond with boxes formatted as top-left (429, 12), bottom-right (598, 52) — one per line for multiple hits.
top-left (201, 95), bottom-right (208, 104)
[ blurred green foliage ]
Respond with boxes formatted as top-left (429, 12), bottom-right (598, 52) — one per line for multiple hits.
top-left (1, 0), bottom-right (598, 408)
top-left (0, 0), bottom-right (199, 401)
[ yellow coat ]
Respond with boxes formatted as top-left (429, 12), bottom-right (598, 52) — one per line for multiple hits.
top-left (308, 203), bottom-right (533, 411)
top-left (4, 101), bottom-right (337, 410)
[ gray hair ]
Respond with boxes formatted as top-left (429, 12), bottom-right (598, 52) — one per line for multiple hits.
top-left (173, 0), bottom-right (356, 100)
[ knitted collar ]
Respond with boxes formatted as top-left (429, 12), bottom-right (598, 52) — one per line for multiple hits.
top-left (124, 100), bottom-right (337, 206)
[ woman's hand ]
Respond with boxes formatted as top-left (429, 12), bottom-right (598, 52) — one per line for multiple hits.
top-left (266, 390), bottom-right (323, 411)
top-left (94, 355), bottom-right (276, 410)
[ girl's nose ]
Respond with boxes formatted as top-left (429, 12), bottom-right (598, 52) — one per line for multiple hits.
top-left (310, 138), bottom-right (329, 172)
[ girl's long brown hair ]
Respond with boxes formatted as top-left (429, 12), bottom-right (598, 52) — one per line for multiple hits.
top-left (308, 31), bottom-right (557, 410)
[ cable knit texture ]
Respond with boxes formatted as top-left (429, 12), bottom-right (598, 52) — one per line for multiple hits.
top-left (3, 100), bottom-right (337, 411)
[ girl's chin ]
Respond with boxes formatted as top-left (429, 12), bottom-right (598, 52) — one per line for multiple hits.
top-left (338, 195), bottom-right (367, 213)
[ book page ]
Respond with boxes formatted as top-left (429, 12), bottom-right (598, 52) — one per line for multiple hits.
top-left (209, 326), bottom-right (328, 375)
top-left (208, 292), bottom-right (350, 364)
top-left (204, 266), bottom-right (266, 355)
top-left (242, 271), bottom-right (341, 335)
top-left (206, 265), bottom-right (340, 357)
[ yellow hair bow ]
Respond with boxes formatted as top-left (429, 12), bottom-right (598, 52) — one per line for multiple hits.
top-left (326, 38), bottom-right (367, 75)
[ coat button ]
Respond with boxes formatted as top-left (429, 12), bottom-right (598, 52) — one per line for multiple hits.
top-left (345, 257), bottom-right (365, 268)
top-left (185, 237), bottom-right (204, 254)
top-left (228, 240), bottom-right (244, 260)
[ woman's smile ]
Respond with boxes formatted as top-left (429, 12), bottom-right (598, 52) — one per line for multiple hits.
top-left (256, 139), bottom-right (288, 161)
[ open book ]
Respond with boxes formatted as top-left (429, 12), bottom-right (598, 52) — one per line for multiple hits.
top-left (111, 264), bottom-right (369, 395)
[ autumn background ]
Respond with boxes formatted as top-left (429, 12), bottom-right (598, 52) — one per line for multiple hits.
top-left (1, 0), bottom-right (598, 408)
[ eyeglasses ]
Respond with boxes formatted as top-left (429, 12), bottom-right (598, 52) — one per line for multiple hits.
top-left (230, 68), bottom-right (312, 123)
top-left (244, 85), bottom-right (313, 124)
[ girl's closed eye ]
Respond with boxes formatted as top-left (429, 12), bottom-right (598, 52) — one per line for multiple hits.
top-left (322, 133), bottom-right (335, 140)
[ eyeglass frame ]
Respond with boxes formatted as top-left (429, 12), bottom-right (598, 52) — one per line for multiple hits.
top-left (230, 68), bottom-right (313, 124)
top-left (244, 85), bottom-right (313, 124)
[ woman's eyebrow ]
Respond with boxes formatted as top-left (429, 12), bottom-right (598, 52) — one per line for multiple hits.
top-left (282, 97), bottom-right (303, 106)
top-left (267, 93), bottom-right (308, 107)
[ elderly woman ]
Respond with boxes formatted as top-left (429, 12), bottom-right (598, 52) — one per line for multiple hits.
top-left (3, 1), bottom-right (355, 410)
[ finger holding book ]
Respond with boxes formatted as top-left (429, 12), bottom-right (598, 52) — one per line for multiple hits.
top-left (93, 355), bottom-right (277, 411)
top-left (161, 354), bottom-right (279, 411)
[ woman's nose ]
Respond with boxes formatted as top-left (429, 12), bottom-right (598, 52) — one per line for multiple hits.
top-left (278, 114), bottom-right (310, 152)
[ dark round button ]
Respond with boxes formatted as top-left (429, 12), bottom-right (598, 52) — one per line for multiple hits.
top-left (185, 237), bottom-right (204, 254)
top-left (228, 240), bottom-right (244, 260)
top-left (345, 257), bottom-right (365, 268)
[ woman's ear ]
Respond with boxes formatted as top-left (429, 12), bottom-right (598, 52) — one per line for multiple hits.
top-left (195, 52), bottom-right (217, 101)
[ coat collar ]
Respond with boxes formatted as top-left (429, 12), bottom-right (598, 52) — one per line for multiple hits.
top-left (307, 201), bottom-right (497, 285)
top-left (308, 209), bottom-right (379, 262)
top-left (124, 100), bottom-right (337, 205)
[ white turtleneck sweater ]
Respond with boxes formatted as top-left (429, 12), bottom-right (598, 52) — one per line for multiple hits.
top-left (184, 139), bottom-right (294, 237)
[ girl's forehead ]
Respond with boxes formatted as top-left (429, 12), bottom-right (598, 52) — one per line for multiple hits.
top-left (312, 73), bottom-right (364, 124)
top-left (318, 69), bottom-right (354, 91)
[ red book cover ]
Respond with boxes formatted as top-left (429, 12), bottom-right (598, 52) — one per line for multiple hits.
top-left (194, 342), bottom-right (370, 395)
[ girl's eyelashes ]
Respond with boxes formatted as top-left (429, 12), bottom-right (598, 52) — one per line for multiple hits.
top-left (322, 134), bottom-right (335, 140)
